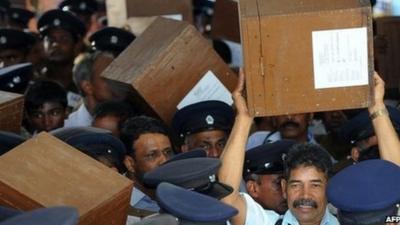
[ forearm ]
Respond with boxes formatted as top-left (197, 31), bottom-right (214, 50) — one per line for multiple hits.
top-left (369, 104), bottom-right (400, 165)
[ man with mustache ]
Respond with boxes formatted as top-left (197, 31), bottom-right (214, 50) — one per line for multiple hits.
top-left (218, 71), bottom-right (339, 225)
top-left (274, 113), bottom-right (315, 143)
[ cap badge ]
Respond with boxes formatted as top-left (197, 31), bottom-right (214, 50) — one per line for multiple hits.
top-left (264, 163), bottom-right (271, 169)
top-left (13, 76), bottom-right (21, 84)
top-left (0, 36), bottom-right (7, 44)
top-left (107, 149), bottom-right (112, 154)
top-left (53, 18), bottom-right (61, 26)
top-left (12, 12), bottom-right (18, 19)
top-left (79, 2), bottom-right (87, 10)
top-left (110, 35), bottom-right (118, 44)
top-left (205, 115), bottom-right (214, 125)
top-left (208, 174), bottom-right (216, 183)
top-left (281, 153), bottom-right (287, 161)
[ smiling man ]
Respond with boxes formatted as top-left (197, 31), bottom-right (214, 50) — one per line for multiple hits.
top-left (218, 71), bottom-right (339, 225)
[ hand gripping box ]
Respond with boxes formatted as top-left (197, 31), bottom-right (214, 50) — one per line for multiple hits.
top-left (0, 132), bottom-right (133, 225)
top-left (239, 0), bottom-right (374, 116)
top-left (102, 17), bottom-right (237, 124)
top-left (0, 91), bottom-right (24, 133)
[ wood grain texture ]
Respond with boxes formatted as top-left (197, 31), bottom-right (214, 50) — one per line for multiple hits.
top-left (239, 0), bottom-right (373, 116)
top-left (0, 91), bottom-right (24, 133)
top-left (211, 0), bottom-right (241, 43)
top-left (374, 17), bottom-right (400, 89)
top-left (0, 132), bottom-right (133, 225)
top-left (102, 17), bottom-right (237, 124)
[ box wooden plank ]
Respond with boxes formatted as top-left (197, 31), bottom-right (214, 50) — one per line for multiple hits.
top-left (374, 17), bottom-right (400, 89)
top-left (0, 132), bottom-right (133, 225)
top-left (0, 91), bottom-right (24, 133)
top-left (102, 17), bottom-right (237, 124)
top-left (211, 0), bottom-right (241, 43)
top-left (239, 0), bottom-right (374, 116)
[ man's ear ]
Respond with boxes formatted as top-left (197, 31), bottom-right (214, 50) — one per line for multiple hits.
top-left (80, 80), bottom-right (93, 96)
top-left (281, 179), bottom-right (287, 200)
top-left (246, 180), bottom-right (259, 198)
top-left (124, 155), bottom-right (135, 173)
top-left (351, 148), bottom-right (360, 162)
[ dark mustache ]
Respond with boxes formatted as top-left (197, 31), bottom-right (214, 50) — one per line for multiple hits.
top-left (293, 199), bottom-right (318, 208)
top-left (280, 121), bottom-right (300, 129)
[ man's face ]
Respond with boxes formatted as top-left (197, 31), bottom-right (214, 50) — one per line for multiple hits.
top-left (0, 49), bottom-right (25, 67)
top-left (91, 53), bottom-right (114, 102)
top-left (92, 115), bottom-right (120, 137)
top-left (251, 174), bottom-right (287, 214)
top-left (282, 165), bottom-right (328, 225)
top-left (184, 130), bottom-right (228, 158)
top-left (132, 133), bottom-right (173, 180)
top-left (323, 110), bottom-right (347, 132)
top-left (274, 113), bottom-right (311, 142)
top-left (27, 102), bottom-right (66, 132)
top-left (43, 28), bottom-right (76, 63)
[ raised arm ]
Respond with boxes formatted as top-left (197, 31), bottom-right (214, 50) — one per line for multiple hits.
top-left (368, 72), bottom-right (400, 165)
top-left (219, 69), bottom-right (253, 225)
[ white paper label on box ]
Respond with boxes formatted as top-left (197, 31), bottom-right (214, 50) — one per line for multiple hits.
top-left (161, 14), bottom-right (183, 21)
top-left (177, 71), bottom-right (233, 109)
top-left (106, 0), bottom-right (128, 27)
top-left (312, 27), bottom-right (369, 89)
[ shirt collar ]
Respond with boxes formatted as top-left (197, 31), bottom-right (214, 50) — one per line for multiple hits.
top-left (282, 208), bottom-right (339, 225)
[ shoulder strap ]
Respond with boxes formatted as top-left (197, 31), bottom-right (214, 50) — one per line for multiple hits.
top-left (275, 218), bottom-right (283, 225)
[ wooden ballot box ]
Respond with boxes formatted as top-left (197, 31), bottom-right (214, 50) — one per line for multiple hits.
top-left (374, 17), bottom-right (400, 90)
top-left (239, 0), bottom-right (374, 116)
top-left (102, 17), bottom-right (237, 124)
top-left (211, 0), bottom-right (241, 43)
top-left (0, 132), bottom-right (133, 225)
top-left (0, 91), bottom-right (24, 133)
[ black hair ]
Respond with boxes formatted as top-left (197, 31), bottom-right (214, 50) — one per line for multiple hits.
top-left (24, 79), bottom-right (67, 115)
top-left (120, 115), bottom-right (171, 156)
top-left (93, 100), bottom-right (136, 132)
top-left (284, 143), bottom-right (333, 180)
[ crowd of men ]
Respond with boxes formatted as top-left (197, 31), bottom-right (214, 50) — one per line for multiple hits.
top-left (0, 0), bottom-right (400, 225)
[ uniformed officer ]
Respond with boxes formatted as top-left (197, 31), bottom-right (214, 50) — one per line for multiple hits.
top-left (51, 126), bottom-right (126, 173)
top-left (0, 28), bottom-right (35, 68)
top-left (172, 100), bottom-right (234, 158)
top-left (243, 140), bottom-right (296, 215)
top-left (144, 157), bottom-right (233, 199)
top-left (340, 105), bottom-right (400, 163)
top-left (134, 182), bottom-right (237, 225)
top-left (6, 7), bottom-right (34, 30)
top-left (37, 9), bottom-right (86, 109)
top-left (58, 0), bottom-right (98, 33)
top-left (328, 159), bottom-right (400, 225)
top-left (89, 27), bottom-right (136, 57)
top-left (0, 62), bottom-right (33, 93)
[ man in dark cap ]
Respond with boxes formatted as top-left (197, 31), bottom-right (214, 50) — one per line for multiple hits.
top-left (89, 27), bottom-right (135, 57)
top-left (37, 9), bottom-right (86, 103)
top-left (340, 105), bottom-right (400, 163)
top-left (172, 100), bottom-right (234, 158)
top-left (6, 7), bottom-right (35, 30)
top-left (52, 127), bottom-right (126, 173)
top-left (58, 0), bottom-right (98, 33)
top-left (243, 140), bottom-right (296, 215)
top-left (328, 159), bottom-right (400, 225)
top-left (0, 62), bottom-right (33, 94)
top-left (135, 182), bottom-right (237, 225)
top-left (0, 28), bottom-right (35, 68)
top-left (144, 157), bottom-right (233, 199)
top-left (120, 116), bottom-right (174, 214)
